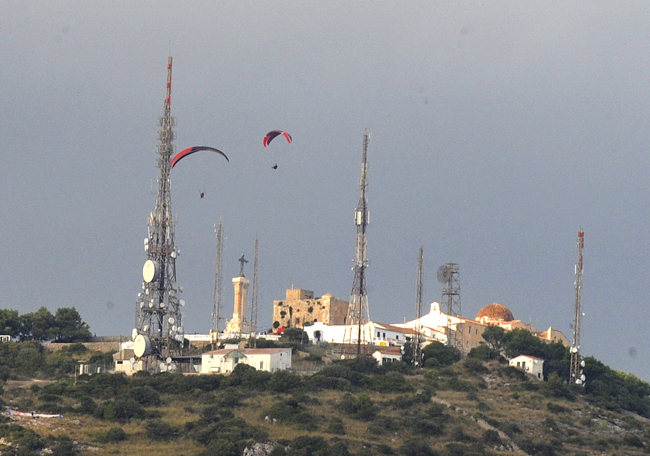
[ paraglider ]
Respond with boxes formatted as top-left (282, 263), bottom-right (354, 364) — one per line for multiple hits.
top-left (263, 130), bottom-right (292, 147)
top-left (170, 146), bottom-right (229, 169)
top-left (272, 164), bottom-right (278, 170)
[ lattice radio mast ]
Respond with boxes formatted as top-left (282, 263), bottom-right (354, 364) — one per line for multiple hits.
top-left (343, 130), bottom-right (371, 357)
top-left (414, 247), bottom-right (424, 368)
top-left (133, 57), bottom-right (185, 368)
top-left (570, 231), bottom-right (586, 385)
top-left (437, 263), bottom-right (461, 349)
top-left (211, 220), bottom-right (223, 348)
top-left (250, 237), bottom-right (260, 348)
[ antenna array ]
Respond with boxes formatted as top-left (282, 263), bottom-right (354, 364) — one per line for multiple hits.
top-left (570, 231), bottom-right (586, 385)
top-left (343, 130), bottom-right (371, 356)
top-left (438, 263), bottom-right (461, 349)
top-left (414, 247), bottom-right (424, 367)
top-left (133, 57), bottom-right (185, 367)
top-left (211, 221), bottom-right (223, 348)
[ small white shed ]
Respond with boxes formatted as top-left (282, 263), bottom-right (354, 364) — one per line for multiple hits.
top-left (509, 355), bottom-right (544, 380)
top-left (372, 347), bottom-right (403, 366)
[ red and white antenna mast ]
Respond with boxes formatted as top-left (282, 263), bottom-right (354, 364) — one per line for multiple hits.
top-left (134, 57), bottom-right (184, 369)
top-left (570, 231), bottom-right (585, 385)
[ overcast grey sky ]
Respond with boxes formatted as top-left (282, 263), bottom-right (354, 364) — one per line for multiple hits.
top-left (3, 1), bottom-right (650, 380)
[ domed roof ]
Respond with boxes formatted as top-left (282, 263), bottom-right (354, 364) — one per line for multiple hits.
top-left (476, 303), bottom-right (514, 322)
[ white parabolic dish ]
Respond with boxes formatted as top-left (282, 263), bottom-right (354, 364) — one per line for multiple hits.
top-left (143, 260), bottom-right (158, 283)
top-left (133, 334), bottom-right (151, 358)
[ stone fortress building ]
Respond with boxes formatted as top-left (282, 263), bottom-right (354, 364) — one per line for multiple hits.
top-left (273, 288), bottom-right (349, 331)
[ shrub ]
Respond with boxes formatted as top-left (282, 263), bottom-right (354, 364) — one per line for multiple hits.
top-left (94, 427), bottom-right (127, 443)
top-left (482, 429), bottom-right (501, 446)
top-left (326, 417), bottom-right (346, 435)
top-left (340, 394), bottom-right (377, 421)
top-left (399, 438), bottom-right (438, 456)
top-left (145, 419), bottom-right (178, 441)
top-left (370, 372), bottom-right (413, 393)
top-left (268, 370), bottom-right (302, 393)
top-left (462, 358), bottom-right (488, 375)
top-left (546, 402), bottom-right (569, 414)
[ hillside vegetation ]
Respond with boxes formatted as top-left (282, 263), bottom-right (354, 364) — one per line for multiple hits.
top-left (0, 336), bottom-right (648, 455)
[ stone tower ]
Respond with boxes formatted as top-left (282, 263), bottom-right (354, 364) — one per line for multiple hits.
top-left (225, 255), bottom-right (251, 334)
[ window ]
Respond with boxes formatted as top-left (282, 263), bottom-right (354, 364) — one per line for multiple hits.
top-left (396, 335), bottom-right (399, 340)
top-left (260, 361), bottom-right (264, 369)
top-left (383, 332), bottom-right (386, 338)
top-left (377, 331), bottom-right (381, 337)
top-left (234, 357), bottom-right (239, 364)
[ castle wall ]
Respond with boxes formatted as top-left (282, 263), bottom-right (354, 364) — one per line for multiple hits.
top-left (273, 289), bottom-right (349, 330)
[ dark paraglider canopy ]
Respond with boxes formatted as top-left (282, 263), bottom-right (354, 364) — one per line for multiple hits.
top-left (263, 130), bottom-right (292, 147)
top-left (170, 146), bottom-right (229, 169)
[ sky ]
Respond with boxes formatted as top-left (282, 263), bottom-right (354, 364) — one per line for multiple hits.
top-left (2, 1), bottom-right (650, 380)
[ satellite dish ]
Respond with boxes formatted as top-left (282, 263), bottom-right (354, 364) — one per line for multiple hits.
top-left (171, 251), bottom-right (177, 259)
top-left (172, 325), bottom-right (177, 332)
top-left (166, 357), bottom-right (172, 364)
top-left (133, 334), bottom-right (151, 357)
top-left (180, 300), bottom-right (186, 307)
top-left (580, 360), bottom-right (586, 367)
top-left (143, 260), bottom-right (159, 283)
top-left (168, 317), bottom-right (175, 325)
top-left (129, 357), bottom-right (136, 365)
top-left (437, 265), bottom-right (451, 283)
top-left (159, 363), bottom-right (167, 372)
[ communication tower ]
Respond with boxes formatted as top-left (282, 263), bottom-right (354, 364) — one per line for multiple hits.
top-left (249, 237), bottom-right (260, 347)
top-left (570, 231), bottom-right (586, 385)
top-left (437, 263), bottom-right (461, 349)
top-left (413, 247), bottom-right (424, 368)
top-left (343, 130), bottom-right (371, 356)
top-left (211, 221), bottom-right (223, 348)
top-left (133, 57), bottom-right (185, 369)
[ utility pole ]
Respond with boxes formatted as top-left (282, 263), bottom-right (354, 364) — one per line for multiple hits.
top-left (570, 231), bottom-right (586, 385)
top-left (343, 130), bottom-right (371, 357)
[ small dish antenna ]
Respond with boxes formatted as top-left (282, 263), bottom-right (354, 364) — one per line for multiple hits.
top-left (437, 265), bottom-right (451, 283)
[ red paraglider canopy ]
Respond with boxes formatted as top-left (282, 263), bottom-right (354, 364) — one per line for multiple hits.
top-left (170, 146), bottom-right (229, 169)
top-left (263, 130), bottom-right (292, 147)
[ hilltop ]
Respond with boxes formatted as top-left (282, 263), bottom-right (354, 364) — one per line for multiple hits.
top-left (0, 339), bottom-right (648, 455)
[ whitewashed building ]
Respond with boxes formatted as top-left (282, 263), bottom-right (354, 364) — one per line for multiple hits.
top-left (303, 321), bottom-right (416, 347)
top-left (509, 355), bottom-right (544, 380)
top-left (372, 347), bottom-right (403, 366)
top-left (200, 347), bottom-right (292, 374)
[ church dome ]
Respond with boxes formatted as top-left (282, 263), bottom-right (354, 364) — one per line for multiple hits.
top-left (476, 303), bottom-right (514, 322)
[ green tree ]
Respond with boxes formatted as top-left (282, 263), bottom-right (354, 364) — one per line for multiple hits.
top-left (480, 325), bottom-right (508, 353)
top-left (20, 307), bottom-right (55, 341)
top-left (422, 341), bottom-right (460, 367)
top-left (52, 307), bottom-right (92, 342)
top-left (280, 327), bottom-right (309, 344)
top-left (0, 309), bottom-right (21, 338)
top-left (503, 328), bottom-right (544, 358)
